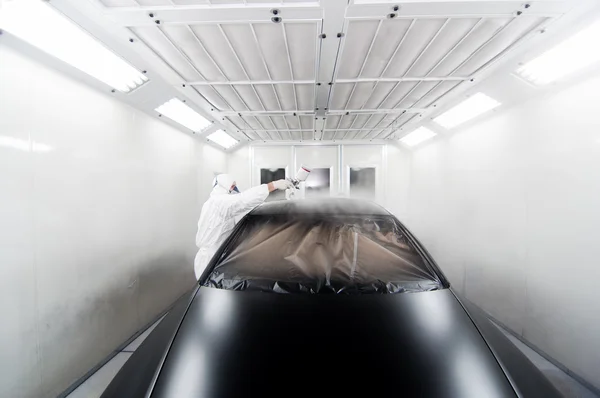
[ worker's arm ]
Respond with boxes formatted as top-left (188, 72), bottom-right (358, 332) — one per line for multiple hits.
top-left (223, 184), bottom-right (270, 219)
top-left (225, 180), bottom-right (294, 218)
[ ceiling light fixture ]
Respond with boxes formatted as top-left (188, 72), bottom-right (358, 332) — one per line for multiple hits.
top-left (155, 98), bottom-right (211, 132)
top-left (516, 20), bottom-right (600, 85)
top-left (434, 93), bottom-right (501, 129)
top-left (400, 127), bottom-right (436, 147)
top-left (207, 130), bottom-right (238, 149)
top-left (0, 0), bottom-right (147, 93)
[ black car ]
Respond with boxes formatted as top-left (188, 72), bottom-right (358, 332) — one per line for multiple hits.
top-left (102, 198), bottom-right (561, 398)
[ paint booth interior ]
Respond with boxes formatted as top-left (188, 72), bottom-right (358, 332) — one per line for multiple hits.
top-left (1, 0), bottom-right (600, 397)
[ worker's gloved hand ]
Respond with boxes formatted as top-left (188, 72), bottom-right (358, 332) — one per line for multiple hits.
top-left (272, 179), bottom-right (295, 191)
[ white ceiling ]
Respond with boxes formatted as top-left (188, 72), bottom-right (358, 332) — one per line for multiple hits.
top-left (47, 0), bottom-right (590, 149)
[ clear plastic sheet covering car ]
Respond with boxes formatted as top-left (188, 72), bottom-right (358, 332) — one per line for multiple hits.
top-left (203, 211), bottom-right (444, 294)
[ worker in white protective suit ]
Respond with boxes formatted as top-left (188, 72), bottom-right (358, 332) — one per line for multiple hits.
top-left (194, 174), bottom-right (294, 280)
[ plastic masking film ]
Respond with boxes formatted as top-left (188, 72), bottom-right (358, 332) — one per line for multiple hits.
top-left (204, 214), bottom-right (443, 294)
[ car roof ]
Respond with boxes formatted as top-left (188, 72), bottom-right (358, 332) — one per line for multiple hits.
top-left (250, 197), bottom-right (391, 216)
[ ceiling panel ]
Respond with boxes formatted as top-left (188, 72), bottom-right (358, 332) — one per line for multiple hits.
top-left (188, 25), bottom-right (248, 80)
top-left (385, 113), bottom-right (420, 138)
top-left (98, 0), bottom-right (573, 144)
top-left (132, 27), bottom-right (203, 81)
top-left (428, 18), bottom-right (512, 76)
top-left (337, 20), bottom-right (381, 79)
top-left (284, 115), bottom-right (301, 130)
top-left (326, 115), bottom-right (341, 129)
top-left (296, 84), bottom-right (314, 111)
top-left (358, 19), bottom-right (414, 78)
top-left (253, 23), bottom-right (295, 81)
top-left (378, 82), bottom-right (419, 109)
top-left (349, 114), bottom-right (372, 130)
top-left (413, 80), bottom-right (461, 108)
top-left (301, 131), bottom-right (313, 141)
top-left (321, 131), bottom-right (337, 141)
top-left (239, 128), bottom-right (261, 141)
top-left (247, 0), bottom-right (315, 3)
top-left (330, 83), bottom-right (353, 110)
top-left (273, 84), bottom-right (297, 111)
top-left (362, 82), bottom-right (402, 110)
top-left (253, 85), bottom-right (281, 110)
top-left (209, 0), bottom-right (243, 4)
top-left (194, 86), bottom-right (231, 110)
top-left (225, 128), bottom-right (247, 142)
top-left (381, 19), bottom-right (448, 78)
top-left (301, 115), bottom-right (314, 131)
top-left (270, 116), bottom-right (289, 131)
top-left (395, 81), bottom-right (439, 108)
top-left (161, 25), bottom-right (226, 81)
top-left (255, 117), bottom-right (280, 138)
top-left (288, 130), bottom-right (301, 141)
top-left (99, 0), bottom-right (138, 6)
top-left (241, 116), bottom-right (261, 130)
top-left (334, 82), bottom-right (381, 111)
top-left (231, 85), bottom-right (264, 111)
top-left (338, 114), bottom-right (362, 130)
top-left (137, 0), bottom-right (174, 5)
top-left (171, 0), bottom-right (212, 4)
top-left (253, 131), bottom-right (268, 140)
top-left (212, 85), bottom-right (247, 110)
top-left (363, 113), bottom-right (388, 130)
top-left (285, 23), bottom-right (318, 80)
top-left (454, 16), bottom-right (549, 76)
top-left (407, 18), bottom-right (481, 77)
top-left (219, 24), bottom-right (272, 81)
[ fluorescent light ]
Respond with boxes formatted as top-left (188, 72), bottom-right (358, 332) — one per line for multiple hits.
top-left (434, 93), bottom-right (501, 129)
top-left (0, 0), bottom-right (147, 92)
top-left (516, 20), bottom-right (600, 85)
top-left (155, 98), bottom-right (211, 132)
top-left (207, 130), bottom-right (238, 149)
top-left (400, 127), bottom-right (436, 147)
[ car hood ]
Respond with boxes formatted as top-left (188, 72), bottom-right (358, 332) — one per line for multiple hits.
top-left (149, 288), bottom-right (518, 397)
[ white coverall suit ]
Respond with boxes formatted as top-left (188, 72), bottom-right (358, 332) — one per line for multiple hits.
top-left (194, 174), bottom-right (279, 280)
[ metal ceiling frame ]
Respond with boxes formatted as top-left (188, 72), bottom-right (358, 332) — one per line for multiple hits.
top-left (377, 14), bottom-right (551, 140)
top-left (43, 0), bottom-right (583, 150)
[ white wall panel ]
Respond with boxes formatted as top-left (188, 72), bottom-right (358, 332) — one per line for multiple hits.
top-left (196, 143), bottom-right (228, 205)
top-left (0, 45), bottom-right (218, 397)
top-left (0, 80), bottom-right (41, 396)
top-left (341, 145), bottom-right (384, 202)
top-left (251, 146), bottom-right (293, 186)
top-left (384, 144), bottom-right (412, 222)
top-left (407, 73), bottom-right (600, 390)
top-left (226, 144), bottom-right (411, 220)
top-left (294, 146), bottom-right (339, 196)
top-left (227, 146), bottom-right (251, 191)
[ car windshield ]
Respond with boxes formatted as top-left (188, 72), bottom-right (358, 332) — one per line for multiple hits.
top-left (203, 214), bottom-right (444, 294)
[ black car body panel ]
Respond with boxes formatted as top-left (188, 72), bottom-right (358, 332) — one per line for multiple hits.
top-left (150, 288), bottom-right (517, 397)
top-left (101, 199), bottom-right (561, 398)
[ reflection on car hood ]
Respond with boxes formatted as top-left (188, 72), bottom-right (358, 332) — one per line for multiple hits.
top-left (150, 288), bottom-right (517, 398)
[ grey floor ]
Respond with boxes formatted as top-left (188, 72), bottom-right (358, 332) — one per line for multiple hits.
top-left (66, 315), bottom-right (166, 398)
top-left (67, 316), bottom-right (598, 398)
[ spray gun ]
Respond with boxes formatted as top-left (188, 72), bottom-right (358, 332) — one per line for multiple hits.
top-left (286, 166), bottom-right (312, 200)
